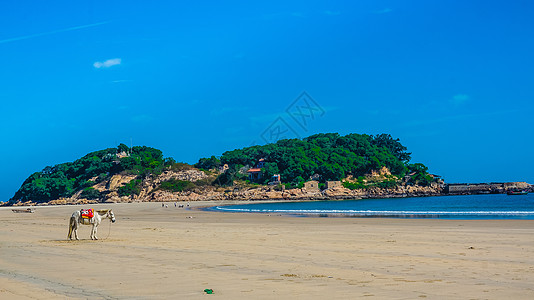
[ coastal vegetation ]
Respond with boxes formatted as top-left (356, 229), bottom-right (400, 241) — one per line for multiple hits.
top-left (157, 178), bottom-right (196, 193)
top-left (10, 133), bottom-right (436, 204)
top-left (198, 133), bottom-right (428, 187)
top-left (10, 144), bottom-right (174, 204)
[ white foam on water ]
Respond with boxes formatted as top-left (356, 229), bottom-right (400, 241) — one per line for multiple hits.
top-left (213, 206), bottom-right (534, 216)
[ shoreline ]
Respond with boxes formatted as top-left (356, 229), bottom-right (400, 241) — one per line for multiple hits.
top-left (3, 192), bottom-right (534, 220)
top-left (4, 177), bottom-right (532, 207)
top-left (0, 191), bottom-right (490, 207)
top-left (4, 182), bottom-right (532, 207)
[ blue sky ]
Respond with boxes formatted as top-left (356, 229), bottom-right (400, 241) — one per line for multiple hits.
top-left (1, 0), bottom-right (533, 201)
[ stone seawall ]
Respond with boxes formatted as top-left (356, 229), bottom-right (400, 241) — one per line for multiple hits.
top-left (445, 182), bottom-right (531, 195)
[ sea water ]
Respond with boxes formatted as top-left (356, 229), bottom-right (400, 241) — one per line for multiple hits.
top-left (208, 194), bottom-right (534, 219)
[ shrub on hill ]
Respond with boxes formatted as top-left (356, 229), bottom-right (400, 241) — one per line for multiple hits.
top-left (11, 144), bottom-right (171, 203)
top-left (118, 179), bottom-right (143, 197)
top-left (158, 178), bottom-right (195, 192)
top-left (80, 187), bottom-right (101, 200)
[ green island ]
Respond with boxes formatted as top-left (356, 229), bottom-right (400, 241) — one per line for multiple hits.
top-left (8, 133), bottom-right (449, 205)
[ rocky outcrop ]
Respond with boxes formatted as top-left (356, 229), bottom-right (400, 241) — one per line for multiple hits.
top-left (106, 175), bottom-right (138, 191)
top-left (127, 183), bottom-right (443, 202)
top-left (157, 169), bottom-right (207, 183)
top-left (137, 169), bottom-right (208, 200)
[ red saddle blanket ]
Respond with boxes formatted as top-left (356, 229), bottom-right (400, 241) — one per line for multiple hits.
top-left (81, 209), bottom-right (94, 219)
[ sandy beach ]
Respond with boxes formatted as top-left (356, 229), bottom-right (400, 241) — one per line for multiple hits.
top-left (1, 202), bottom-right (533, 299)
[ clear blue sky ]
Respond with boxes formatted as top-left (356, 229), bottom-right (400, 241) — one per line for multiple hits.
top-left (1, 0), bottom-right (533, 201)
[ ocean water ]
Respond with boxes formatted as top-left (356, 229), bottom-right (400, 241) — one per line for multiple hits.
top-left (208, 194), bottom-right (534, 219)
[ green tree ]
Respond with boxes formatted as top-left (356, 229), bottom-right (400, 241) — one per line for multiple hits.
top-left (118, 179), bottom-right (142, 196)
top-left (407, 163), bottom-right (433, 186)
top-left (159, 179), bottom-right (195, 192)
top-left (80, 187), bottom-right (101, 200)
top-left (261, 162), bottom-right (280, 183)
top-left (117, 143), bottom-right (129, 154)
top-left (371, 133), bottom-right (411, 162)
top-left (195, 156), bottom-right (221, 170)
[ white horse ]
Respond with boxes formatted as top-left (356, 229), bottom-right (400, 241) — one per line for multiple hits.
top-left (68, 209), bottom-right (116, 240)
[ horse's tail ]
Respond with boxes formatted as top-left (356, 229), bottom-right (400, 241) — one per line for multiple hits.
top-left (68, 216), bottom-right (75, 239)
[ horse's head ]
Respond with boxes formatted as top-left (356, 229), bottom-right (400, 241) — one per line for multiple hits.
top-left (109, 210), bottom-right (116, 223)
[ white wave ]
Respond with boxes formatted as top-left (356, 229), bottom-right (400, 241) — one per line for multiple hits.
top-left (213, 206), bottom-right (534, 215)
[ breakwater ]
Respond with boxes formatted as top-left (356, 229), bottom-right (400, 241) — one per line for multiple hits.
top-left (444, 182), bottom-right (531, 195)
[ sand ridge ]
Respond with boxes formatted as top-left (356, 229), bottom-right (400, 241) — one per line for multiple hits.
top-left (1, 202), bottom-right (534, 299)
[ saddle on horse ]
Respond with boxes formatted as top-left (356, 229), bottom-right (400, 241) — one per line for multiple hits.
top-left (81, 209), bottom-right (94, 219)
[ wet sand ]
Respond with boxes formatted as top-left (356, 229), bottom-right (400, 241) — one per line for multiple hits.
top-left (1, 201), bottom-right (533, 299)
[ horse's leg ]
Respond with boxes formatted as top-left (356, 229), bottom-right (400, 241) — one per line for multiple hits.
top-left (93, 224), bottom-right (98, 240)
top-left (74, 221), bottom-right (79, 240)
top-left (90, 223), bottom-right (99, 240)
top-left (68, 217), bottom-right (74, 240)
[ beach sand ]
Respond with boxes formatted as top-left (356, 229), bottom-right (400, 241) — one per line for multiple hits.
top-left (1, 201), bottom-right (533, 299)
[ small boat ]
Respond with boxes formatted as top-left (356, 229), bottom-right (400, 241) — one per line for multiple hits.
top-left (507, 190), bottom-right (528, 195)
top-left (12, 208), bottom-right (35, 213)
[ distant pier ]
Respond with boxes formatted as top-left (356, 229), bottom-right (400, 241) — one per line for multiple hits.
top-left (444, 182), bottom-right (531, 195)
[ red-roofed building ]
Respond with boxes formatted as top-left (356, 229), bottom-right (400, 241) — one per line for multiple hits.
top-left (247, 168), bottom-right (262, 181)
top-left (247, 158), bottom-right (267, 181)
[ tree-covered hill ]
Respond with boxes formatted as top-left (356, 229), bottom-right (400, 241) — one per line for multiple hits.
top-left (196, 133), bottom-right (432, 186)
top-left (11, 133), bottom-right (435, 204)
top-left (10, 144), bottom-right (174, 204)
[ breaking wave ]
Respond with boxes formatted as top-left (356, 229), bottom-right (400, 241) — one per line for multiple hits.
top-left (208, 194), bottom-right (534, 219)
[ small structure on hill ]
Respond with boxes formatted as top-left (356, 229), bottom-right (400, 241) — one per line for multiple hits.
top-left (218, 164), bottom-right (229, 173)
top-left (268, 174), bottom-right (281, 185)
top-left (247, 158), bottom-right (267, 182)
top-left (309, 174), bottom-right (321, 181)
top-left (116, 151), bottom-right (130, 158)
top-left (304, 180), bottom-right (320, 192)
top-left (247, 168), bottom-right (262, 181)
top-left (326, 181), bottom-right (342, 189)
